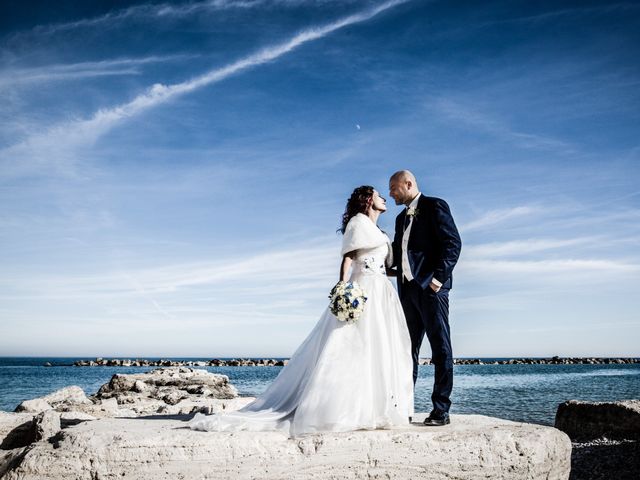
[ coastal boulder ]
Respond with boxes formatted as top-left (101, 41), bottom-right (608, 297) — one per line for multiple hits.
top-left (41, 386), bottom-right (92, 407)
top-left (0, 410), bottom-right (61, 451)
top-left (7, 369), bottom-right (251, 422)
top-left (89, 367), bottom-right (242, 416)
top-left (96, 367), bottom-right (237, 399)
top-left (1, 414), bottom-right (572, 480)
top-left (0, 448), bottom-right (29, 479)
top-left (14, 386), bottom-right (92, 414)
top-left (133, 380), bottom-right (147, 393)
top-left (33, 411), bottom-right (61, 442)
top-left (13, 398), bottom-right (51, 414)
top-left (0, 412), bottom-right (34, 450)
top-left (555, 400), bottom-right (640, 440)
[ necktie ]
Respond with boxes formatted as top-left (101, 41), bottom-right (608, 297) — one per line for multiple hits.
top-left (403, 212), bottom-right (411, 231)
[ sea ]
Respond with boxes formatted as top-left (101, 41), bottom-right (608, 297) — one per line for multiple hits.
top-left (1, 357), bottom-right (639, 426)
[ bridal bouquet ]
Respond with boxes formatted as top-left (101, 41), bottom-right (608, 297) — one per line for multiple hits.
top-left (328, 281), bottom-right (368, 323)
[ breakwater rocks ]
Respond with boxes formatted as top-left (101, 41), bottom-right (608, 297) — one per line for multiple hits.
top-left (67, 358), bottom-right (290, 367)
top-left (60, 356), bottom-right (640, 367)
top-left (428, 357), bottom-right (640, 365)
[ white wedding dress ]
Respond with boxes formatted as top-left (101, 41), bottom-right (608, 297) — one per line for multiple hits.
top-left (189, 213), bottom-right (414, 437)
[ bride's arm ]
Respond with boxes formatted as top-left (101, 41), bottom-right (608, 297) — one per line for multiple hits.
top-left (339, 251), bottom-right (356, 282)
top-left (385, 240), bottom-right (397, 277)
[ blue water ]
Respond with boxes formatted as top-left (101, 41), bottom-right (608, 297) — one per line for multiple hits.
top-left (1, 357), bottom-right (639, 426)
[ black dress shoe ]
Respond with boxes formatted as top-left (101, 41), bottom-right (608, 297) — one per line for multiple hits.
top-left (423, 412), bottom-right (450, 426)
top-left (408, 416), bottom-right (413, 423)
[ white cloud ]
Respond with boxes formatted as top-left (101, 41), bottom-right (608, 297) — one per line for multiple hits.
top-left (0, 235), bottom-right (342, 357)
top-left (432, 97), bottom-right (574, 152)
top-left (459, 258), bottom-right (639, 275)
top-left (478, 2), bottom-right (640, 28)
top-left (463, 237), bottom-right (598, 258)
top-left (459, 206), bottom-right (537, 233)
top-left (0, 240), bottom-right (339, 300)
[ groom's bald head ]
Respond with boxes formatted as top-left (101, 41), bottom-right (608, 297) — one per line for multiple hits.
top-left (390, 170), bottom-right (418, 186)
top-left (389, 170), bottom-right (419, 206)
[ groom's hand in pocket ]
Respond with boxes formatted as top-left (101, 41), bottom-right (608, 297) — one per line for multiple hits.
top-left (429, 279), bottom-right (442, 293)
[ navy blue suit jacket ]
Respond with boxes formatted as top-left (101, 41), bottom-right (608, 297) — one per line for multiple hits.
top-left (393, 195), bottom-right (462, 296)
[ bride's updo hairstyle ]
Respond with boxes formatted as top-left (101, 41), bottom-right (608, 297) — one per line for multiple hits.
top-left (340, 185), bottom-right (374, 234)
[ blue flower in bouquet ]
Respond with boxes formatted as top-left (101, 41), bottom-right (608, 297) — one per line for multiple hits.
top-left (328, 281), bottom-right (367, 323)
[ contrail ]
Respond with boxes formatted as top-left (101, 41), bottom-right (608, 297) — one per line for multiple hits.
top-left (1, 0), bottom-right (409, 177)
top-left (81, 0), bottom-right (410, 137)
top-left (0, 55), bottom-right (194, 88)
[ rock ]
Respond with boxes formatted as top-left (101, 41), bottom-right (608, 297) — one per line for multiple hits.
top-left (0, 448), bottom-right (29, 478)
top-left (555, 399), bottom-right (640, 440)
top-left (98, 397), bottom-right (119, 412)
top-left (0, 412), bottom-right (33, 440)
top-left (97, 368), bottom-right (237, 398)
top-left (161, 391), bottom-right (185, 406)
top-left (1, 414), bottom-right (571, 480)
top-left (185, 384), bottom-right (209, 395)
top-left (14, 386), bottom-right (91, 414)
top-left (76, 368), bottom-right (242, 417)
top-left (14, 398), bottom-right (52, 414)
top-left (0, 410), bottom-right (61, 452)
top-left (87, 398), bottom-right (136, 418)
top-left (0, 412), bottom-right (35, 450)
top-left (132, 380), bottom-right (147, 393)
top-left (33, 410), bottom-right (61, 442)
top-left (42, 386), bottom-right (92, 406)
top-left (97, 374), bottom-right (136, 396)
top-left (156, 397), bottom-right (255, 416)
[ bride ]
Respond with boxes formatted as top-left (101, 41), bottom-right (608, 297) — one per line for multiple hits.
top-left (189, 186), bottom-right (414, 437)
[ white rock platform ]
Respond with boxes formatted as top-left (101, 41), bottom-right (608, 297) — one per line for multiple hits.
top-left (3, 413), bottom-right (571, 480)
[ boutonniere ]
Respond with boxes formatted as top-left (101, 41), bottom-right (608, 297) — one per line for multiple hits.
top-left (407, 207), bottom-right (419, 218)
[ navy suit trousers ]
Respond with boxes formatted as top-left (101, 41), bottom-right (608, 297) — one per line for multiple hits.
top-left (401, 278), bottom-right (453, 414)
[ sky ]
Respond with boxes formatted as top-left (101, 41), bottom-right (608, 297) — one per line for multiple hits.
top-left (0, 0), bottom-right (639, 358)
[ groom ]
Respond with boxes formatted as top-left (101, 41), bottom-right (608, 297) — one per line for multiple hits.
top-left (389, 170), bottom-right (462, 426)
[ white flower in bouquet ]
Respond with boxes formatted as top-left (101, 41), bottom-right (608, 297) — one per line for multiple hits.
top-left (328, 281), bottom-right (368, 323)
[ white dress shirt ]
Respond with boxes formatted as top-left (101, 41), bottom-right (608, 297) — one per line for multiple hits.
top-left (401, 193), bottom-right (442, 288)
top-left (401, 193), bottom-right (421, 282)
